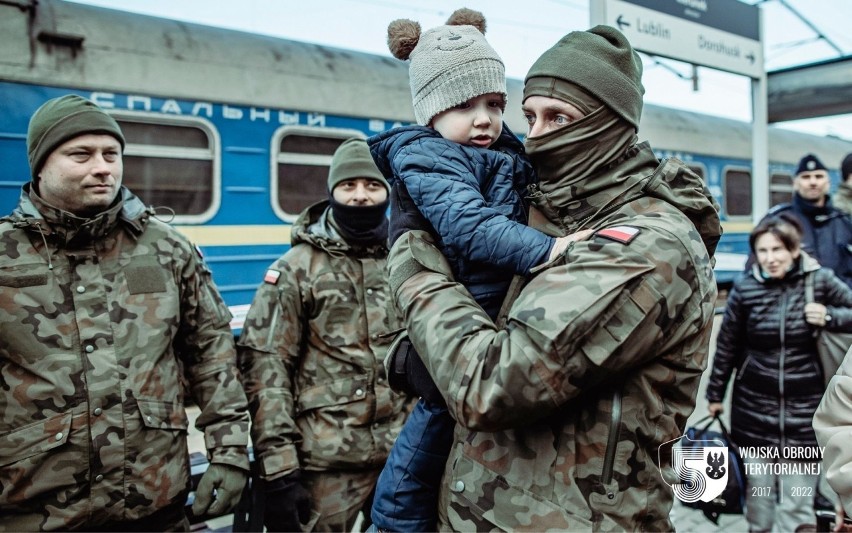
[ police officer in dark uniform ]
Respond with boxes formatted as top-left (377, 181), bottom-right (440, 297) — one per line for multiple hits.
top-left (759, 153), bottom-right (852, 287)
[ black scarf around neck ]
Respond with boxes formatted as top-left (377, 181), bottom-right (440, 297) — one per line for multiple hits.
top-left (329, 198), bottom-right (389, 247)
top-left (793, 192), bottom-right (830, 219)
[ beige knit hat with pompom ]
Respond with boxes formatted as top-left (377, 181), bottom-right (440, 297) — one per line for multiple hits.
top-left (387, 8), bottom-right (506, 126)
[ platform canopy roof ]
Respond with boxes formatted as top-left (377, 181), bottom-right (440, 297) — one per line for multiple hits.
top-left (768, 55), bottom-right (852, 123)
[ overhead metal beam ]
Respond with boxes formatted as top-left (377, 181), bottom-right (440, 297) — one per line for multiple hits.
top-left (767, 55), bottom-right (852, 122)
top-left (776, 0), bottom-right (844, 56)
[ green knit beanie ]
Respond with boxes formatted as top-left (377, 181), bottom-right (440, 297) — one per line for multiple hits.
top-left (524, 25), bottom-right (644, 129)
top-left (27, 94), bottom-right (126, 180)
top-left (327, 138), bottom-right (388, 192)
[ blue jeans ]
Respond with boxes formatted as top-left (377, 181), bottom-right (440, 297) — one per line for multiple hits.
top-left (371, 399), bottom-right (454, 532)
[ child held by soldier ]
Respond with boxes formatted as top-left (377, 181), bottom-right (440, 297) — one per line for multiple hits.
top-left (368, 8), bottom-right (590, 532)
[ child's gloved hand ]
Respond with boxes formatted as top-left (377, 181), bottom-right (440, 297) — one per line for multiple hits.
top-left (389, 182), bottom-right (435, 247)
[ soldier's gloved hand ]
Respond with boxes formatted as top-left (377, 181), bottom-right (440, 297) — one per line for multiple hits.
top-left (263, 471), bottom-right (312, 533)
top-left (191, 463), bottom-right (247, 517)
top-left (389, 182), bottom-right (435, 247)
top-left (386, 333), bottom-right (446, 407)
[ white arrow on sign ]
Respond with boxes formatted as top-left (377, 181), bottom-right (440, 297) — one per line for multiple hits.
top-left (602, 0), bottom-right (763, 78)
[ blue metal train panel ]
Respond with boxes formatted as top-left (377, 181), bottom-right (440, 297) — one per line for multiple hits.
top-left (0, 81), bottom-right (402, 310)
top-left (3, 0), bottom-right (852, 310)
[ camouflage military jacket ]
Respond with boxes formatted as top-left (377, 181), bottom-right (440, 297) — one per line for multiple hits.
top-left (0, 185), bottom-right (249, 531)
top-left (237, 201), bottom-right (408, 481)
top-left (834, 183), bottom-right (852, 217)
top-left (386, 143), bottom-right (722, 531)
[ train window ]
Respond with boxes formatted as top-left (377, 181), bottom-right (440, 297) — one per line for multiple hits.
top-left (723, 167), bottom-right (752, 218)
top-left (769, 173), bottom-right (793, 207)
top-left (110, 112), bottom-right (220, 224)
top-left (122, 157), bottom-right (213, 214)
top-left (119, 121), bottom-right (209, 148)
top-left (272, 126), bottom-right (366, 221)
top-left (281, 135), bottom-right (347, 156)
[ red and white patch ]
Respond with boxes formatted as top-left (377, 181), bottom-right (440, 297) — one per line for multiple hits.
top-left (263, 269), bottom-right (281, 284)
top-left (596, 226), bottom-right (641, 244)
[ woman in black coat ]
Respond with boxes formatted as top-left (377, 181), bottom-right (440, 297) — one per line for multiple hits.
top-left (706, 214), bottom-right (852, 533)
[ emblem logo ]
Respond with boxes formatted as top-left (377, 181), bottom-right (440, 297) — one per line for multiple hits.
top-left (659, 435), bottom-right (728, 504)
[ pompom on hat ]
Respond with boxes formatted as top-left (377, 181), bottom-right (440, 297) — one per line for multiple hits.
top-left (387, 8), bottom-right (507, 126)
top-left (27, 94), bottom-right (125, 180)
top-left (795, 153), bottom-right (828, 175)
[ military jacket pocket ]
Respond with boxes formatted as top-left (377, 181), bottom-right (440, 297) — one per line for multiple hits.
top-left (0, 263), bottom-right (49, 288)
top-left (0, 411), bottom-right (80, 511)
top-left (311, 276), bottom-right (359, 347)
top-left (0, 411), bottom-right (72, 467)
top-left (447, 451), bottom-right (593, 531)
top-left (0, 263), bottom-right (52, 321)
top-left (129, 399), bottom-right (190, 505)
top-left (137, 398), bottom-right (189, 431)
top-left (296, 378), bottom-right (373, 468)
top-left (296, 377), bottom-right (368, 413)
top-left (578, 276), bottom-right (660, 367)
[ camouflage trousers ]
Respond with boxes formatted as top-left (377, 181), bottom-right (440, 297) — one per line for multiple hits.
top-left (302, 468), bottom-right (381, 532)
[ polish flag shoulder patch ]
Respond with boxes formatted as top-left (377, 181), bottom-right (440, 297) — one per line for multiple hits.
top-left (596, 226), bottom-right (641, 244)
top-left (263, 269), bottom-right (282, 284)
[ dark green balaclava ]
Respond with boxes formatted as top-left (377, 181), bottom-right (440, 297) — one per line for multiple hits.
top-left (522, 26), bottom-right (644, 218)
top-left (524, 25), bottom-right (644, 130)
top-left (27, 94), bottom-right (126, 180)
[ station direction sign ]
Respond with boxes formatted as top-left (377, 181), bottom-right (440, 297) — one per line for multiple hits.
top-left (592, 0), bottom-right (763, 78)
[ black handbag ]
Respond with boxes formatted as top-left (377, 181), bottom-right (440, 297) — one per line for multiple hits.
top-left (681, 415), bottom-right (747, 524)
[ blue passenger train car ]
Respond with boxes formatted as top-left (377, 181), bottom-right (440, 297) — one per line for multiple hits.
top-left (2, 0), bottom-right (851, 311)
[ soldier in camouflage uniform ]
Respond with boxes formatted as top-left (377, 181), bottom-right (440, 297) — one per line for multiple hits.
top-left (835, 153), bottom-right (852, 216)
top-left (384, 26), bottom-right (722, 531)
top-left (0, 95), bottom-right (250, 531)
top-left (238, 138), bottom-right (410, 532)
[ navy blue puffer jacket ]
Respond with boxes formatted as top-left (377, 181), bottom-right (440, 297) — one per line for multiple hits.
top-left (369, 124), bottom-right (553, 316)
top-left (707, 254), bottom-right (852, 448)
